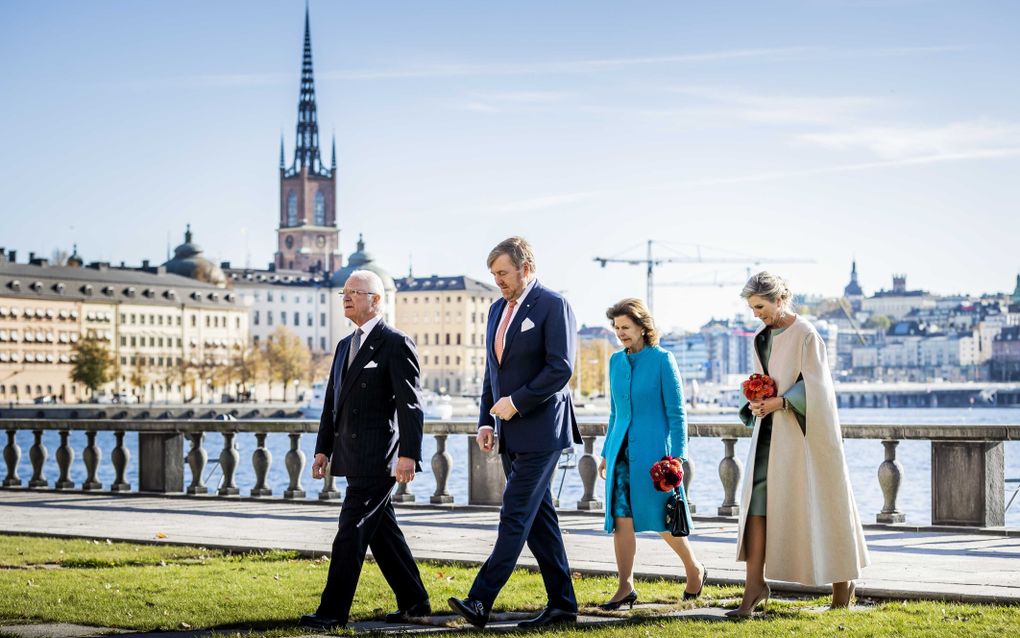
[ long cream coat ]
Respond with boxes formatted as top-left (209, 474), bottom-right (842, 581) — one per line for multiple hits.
top-left (735, 316), bottom-right (870, 585)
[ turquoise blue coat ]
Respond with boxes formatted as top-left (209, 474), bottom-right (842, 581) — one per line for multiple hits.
top-left (601, 345), bottom-right (692, 533)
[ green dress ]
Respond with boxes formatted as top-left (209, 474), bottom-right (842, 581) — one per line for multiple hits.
top-left (739, 326), bottom-right (807, 517)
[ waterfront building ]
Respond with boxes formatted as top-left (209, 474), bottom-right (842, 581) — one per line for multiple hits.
top-left (226, 267), bottom-right (331, 353)
top-left (991, 325), bottom-right (1020, 381)
top-left (862, 274), bottom-right (936, 319)
top-left (572, 325), bottom-right (616, 398)
top-left (0, 249), bottom-right (247, 403)
top-left (843, 260), bottom-right (865, 311)
top-left (393, 273), bottom-right (499, 396)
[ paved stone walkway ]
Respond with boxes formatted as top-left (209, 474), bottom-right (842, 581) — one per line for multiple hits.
top-left (0, 490), bottom-right (1018, 610)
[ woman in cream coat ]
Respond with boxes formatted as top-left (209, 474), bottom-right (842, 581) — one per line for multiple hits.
top-left (728, 272), bottom-right (869, 617)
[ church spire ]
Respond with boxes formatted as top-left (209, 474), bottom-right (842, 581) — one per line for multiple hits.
top-left (331, 131), bottom-right (337, 170)
top-left (289, 1), bottom-right (326, 176)
top-left (279, 131), bottom-right (285, 169)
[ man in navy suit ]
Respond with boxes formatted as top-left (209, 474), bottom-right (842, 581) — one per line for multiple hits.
top-left (299, 270), bottom-right (430, 631)
top-left (448, 237), bottom-right (582, 629)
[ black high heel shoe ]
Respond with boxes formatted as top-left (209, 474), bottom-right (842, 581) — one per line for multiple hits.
top-left (683, 565), bottom-right (708, 601)
top-left (598, 590), bottom-right (638, 611)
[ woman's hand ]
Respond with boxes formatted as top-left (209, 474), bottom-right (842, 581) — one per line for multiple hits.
top-left (598, 457), bottom-right (607, 480)
top-left (749, 397), bottom-right (784, 418)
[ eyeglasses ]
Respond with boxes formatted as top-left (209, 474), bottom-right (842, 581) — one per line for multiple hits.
top-left (338, 288), bottom-right (378, 298)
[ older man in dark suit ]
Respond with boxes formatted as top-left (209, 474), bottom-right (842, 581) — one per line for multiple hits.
top-left (448, 237), bottom-right (582, 629)
top-left (298, 270), bottom-right (430, 632)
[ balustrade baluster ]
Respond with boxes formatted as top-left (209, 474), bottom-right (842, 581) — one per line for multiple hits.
top-left (393, 479), bottom-right (415, 503)
top-left (319, 468), bottom-right (341, 501)
top-left (430, 434), bottom-right (453, 504)
top-left (284, 432), bottom-right (306, 499)
top-left (186, 433), bottom-right (208, 495)
top-left (3, 430), bottom-right (22, 487)
top-left (877, 439), bottom-right (906, 524)
top-left (576, 434), bottom-right (602, 511)
top-left (82, 431), bottom-right (102, 490)
top-left (717, 437), bottom-right (742, 516)
top-left (28, 430), bottom-right (47, 488)
top-left (55, 431), bottom-right (75, 489)
top-left (250, 433), bottom-right (273, 497)
top-left (217, 432), bottom-right (240, 496)
top-left (110, 431), bottom-right (130, 492)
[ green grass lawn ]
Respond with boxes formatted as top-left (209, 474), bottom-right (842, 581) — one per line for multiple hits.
top-left (0, 534), bottom-right (1017, 637)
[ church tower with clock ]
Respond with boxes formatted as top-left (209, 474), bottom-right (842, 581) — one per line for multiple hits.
top-left (276, 4), bottom-right (340, 274)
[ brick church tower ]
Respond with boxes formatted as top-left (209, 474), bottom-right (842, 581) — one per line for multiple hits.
top-left (276, 4), bottom-right (340, 273)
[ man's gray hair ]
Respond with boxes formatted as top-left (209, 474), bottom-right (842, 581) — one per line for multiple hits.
top-left (346, 270), bottom-right (386, 308)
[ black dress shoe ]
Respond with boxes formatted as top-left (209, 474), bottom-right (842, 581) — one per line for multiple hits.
top-left (298, 613), bottom-right (346, 631)
top-left (448, 596), bottom-right (489, 628)
top-left (598, 589), bottom-right (638, 611)
top-left (384, 599), bottom-right (432, 623)
top-left (517, 606), bottom-right (577, 629)
top-left (683, 565), bottom-right (708, 601)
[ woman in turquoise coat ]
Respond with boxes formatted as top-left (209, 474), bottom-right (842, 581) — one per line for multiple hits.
top-left (597, 298), bottom-right (706, 609)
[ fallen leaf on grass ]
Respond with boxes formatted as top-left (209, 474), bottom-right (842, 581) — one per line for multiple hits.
top-left (156, 532), bottom-right (168, 539)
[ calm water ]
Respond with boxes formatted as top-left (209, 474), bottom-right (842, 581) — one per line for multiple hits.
top-left (8, 407), bottom-right (1019, 528)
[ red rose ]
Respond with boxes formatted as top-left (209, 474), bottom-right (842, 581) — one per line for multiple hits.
top-left (649, 456), bottom-right (685, 492)
top-left (742, 373), bottom-right (777, 401)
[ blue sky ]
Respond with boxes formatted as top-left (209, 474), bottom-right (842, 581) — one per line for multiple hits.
top-left (2, 0), bottom-right (1019, 330)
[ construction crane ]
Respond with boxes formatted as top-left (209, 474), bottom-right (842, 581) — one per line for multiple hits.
top-left (594, 240), bottom-right (813, 313)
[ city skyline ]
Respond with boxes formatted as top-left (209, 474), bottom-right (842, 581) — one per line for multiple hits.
top-left (2, 1), bottom-right (1019, 330)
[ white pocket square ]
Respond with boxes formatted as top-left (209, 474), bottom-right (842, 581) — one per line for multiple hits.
top-left (363, 360), bottom-right (379, 369)
top-left (521, 317), bottom-right (536, 332)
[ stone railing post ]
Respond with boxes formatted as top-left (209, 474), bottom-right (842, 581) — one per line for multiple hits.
top-left (28, 431), bottom-right (47, 488)
top-left (3, 430), bottom-right (22, 487)
top-left (250, 432), bottom-right (273, 497)
top-left (877, 439), bottom-right (905, 524)
top-left (393, 480), bottom-right (415, 503)
top-left (82, 431), bottom-right (103, 491)
top-left (186, 433), bottom-right (209, 495)
top-left (682, 456), bottom-right (695, 514)
top-left (138, 431), bottom-right (184, 493)
top-left (55, 431), bottom-right (75, 489)
top-left (430, 433), bottom-right (454, 504)
top-left (576, 435), bottom-right (602, 511)
top-left (931, 440), bottom-right (1004, 527)
top-left (717, 437), bottom-right (742, 516)
top-left (217, 432), bottom-right (240, 496)
top-left (110, 431), bottom-right (131, 492)
top-left (284, 432), bottom-right (306, 499)
top-left (319, 462), bottom-right (341, 501)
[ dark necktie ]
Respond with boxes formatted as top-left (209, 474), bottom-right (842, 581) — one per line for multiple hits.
top-left (346, 328), bottom-right (363, 372)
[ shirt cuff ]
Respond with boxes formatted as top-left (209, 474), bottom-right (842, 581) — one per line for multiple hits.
top-left (508, 396), bottom-right (518, 413)
top-left (478, 425), bottom-right (495, 432)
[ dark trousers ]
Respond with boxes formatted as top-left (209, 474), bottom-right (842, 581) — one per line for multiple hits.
top-left (316, 476), bottom-right (428, 623)
top-left (468, 449), bottom-right (577, 612)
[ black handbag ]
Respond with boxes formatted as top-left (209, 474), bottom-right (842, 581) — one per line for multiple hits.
top-left (665, 488), bottom-right (691, 537)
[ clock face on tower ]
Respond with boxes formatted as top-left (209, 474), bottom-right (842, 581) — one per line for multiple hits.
top-left (285, 235), bottom-right (294, 249)
top-left (316, 235), bottom-right (326, 248)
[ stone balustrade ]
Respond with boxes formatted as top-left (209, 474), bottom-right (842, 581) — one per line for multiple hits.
top-left (1, 418), bottom-right (1016, 528)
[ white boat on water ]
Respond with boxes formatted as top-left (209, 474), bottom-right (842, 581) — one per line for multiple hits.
top-left (300, 382), bottom-right (453, 421)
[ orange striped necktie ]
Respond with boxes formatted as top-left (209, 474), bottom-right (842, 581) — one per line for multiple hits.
top-left (494, 299), bottom-right (517, 363)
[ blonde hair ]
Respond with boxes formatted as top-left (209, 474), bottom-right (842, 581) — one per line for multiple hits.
top-left (606, 298), bottom-right (659, 346)
top-left (741, 271), bottom-right (792, 306)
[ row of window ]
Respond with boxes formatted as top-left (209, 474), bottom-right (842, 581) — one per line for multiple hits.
top-left (120, 355), bottom-right (182, 368)
top-left (0, 330), bottom-right (80, 344)
top-left (121, 312), bottom-right (180, 327)
top-left (401, 296), bottom-right (491, 304)
top-left (0, 383), bottom-right (73, 397)
top-left (415, 332), bottom-right (490, 346)
top-left (0, 351), bottom-right (72, 364)
top-left (253, 310), bottom-right (326, 328)
top-left (286, 190), bottom-right (328, 226)
top-left (403, 311), bottom-right (487, 324)
top-left (252, 291), bottom-right (328, 304)
top-left (252, 335), bottom-right (329, 351)
top-left (0, 307), bottom-right (82, 321)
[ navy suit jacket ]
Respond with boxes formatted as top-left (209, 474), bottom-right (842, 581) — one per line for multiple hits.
top-left (314, 319), bottom-right (424, 477)
top-left (478, 281), bottom-right (582, 453)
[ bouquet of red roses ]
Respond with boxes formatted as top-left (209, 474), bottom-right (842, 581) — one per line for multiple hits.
top-left (742, 373), bottom-right (777, 402)
top-left (649, 456), bottom-right (684, 492)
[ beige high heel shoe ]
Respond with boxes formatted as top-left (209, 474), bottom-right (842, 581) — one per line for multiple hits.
top-left (725, 583), bottom-right (771, 619)
top-left (830, 581), bottom-right (856, 610)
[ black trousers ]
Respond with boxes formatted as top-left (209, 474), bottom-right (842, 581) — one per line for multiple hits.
top-left (316, 476), bottom-right (428, 623)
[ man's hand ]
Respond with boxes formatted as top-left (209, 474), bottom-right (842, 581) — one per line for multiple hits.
top-left (395, 456), bottom-right (416, 483)
top-left (489, 396), bottom-right (518, 421)
top-left (311, 453), bottom-right (328, 480)
top-left (476, 428), bottom-right (494, 453)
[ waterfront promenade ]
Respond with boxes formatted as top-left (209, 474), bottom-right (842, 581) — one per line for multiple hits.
top-left (1, 490), bottom-right (1017, 605)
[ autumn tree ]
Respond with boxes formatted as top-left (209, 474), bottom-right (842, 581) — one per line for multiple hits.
top-left (265, 326), bottom-right (311, 402)
top-left (71, 336), bottom-right (117, 398)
